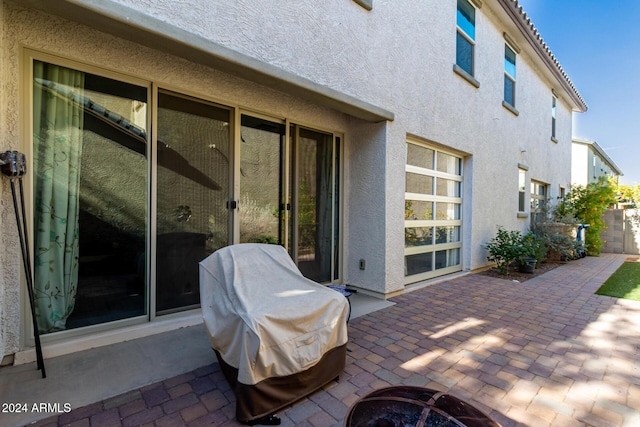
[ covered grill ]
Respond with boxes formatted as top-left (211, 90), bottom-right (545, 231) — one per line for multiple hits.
top-left (199, 243), bottom-right (349, 424)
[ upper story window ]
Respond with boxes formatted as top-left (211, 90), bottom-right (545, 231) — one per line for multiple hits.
top-left (504, 45), bottom-right (516, 107)
top-left (551, 96), bottom-right (557, 141)
top-left (456, 0), bottom-right (476, 76)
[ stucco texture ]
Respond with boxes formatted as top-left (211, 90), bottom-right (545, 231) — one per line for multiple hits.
top-left (105, 0), bottom-right (576, 269)
top-left (1, 0), bottom-right (384, 357)
top-left (1, 0), bottom-right (580, 357)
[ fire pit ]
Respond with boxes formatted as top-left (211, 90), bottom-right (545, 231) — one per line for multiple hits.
top-left (344, 386), bottom-right (501, 427)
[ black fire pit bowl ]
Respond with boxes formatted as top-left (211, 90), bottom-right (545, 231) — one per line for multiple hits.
top-left (344, 386), bottom-right (502, 427)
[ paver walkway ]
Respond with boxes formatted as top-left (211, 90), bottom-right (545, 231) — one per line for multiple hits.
top-left (31, 254), bottom-right (640, 426)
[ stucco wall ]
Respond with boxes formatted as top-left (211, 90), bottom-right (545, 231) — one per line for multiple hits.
top-left (104, 0), bottom-right (576, 270)
top-left (1, 0), bottom-right (23, 360)
top-left (1, 0), bottom-right (580, 356)
top-left (0, 2), bottom-right (364, 357)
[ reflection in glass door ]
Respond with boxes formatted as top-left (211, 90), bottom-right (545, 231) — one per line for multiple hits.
top-left (238, 116), bottom-right (286, 245)
top-left (292, 127), bottom-right (335, 283)
top-left (238, 115), bottom-right (339, 283)
top-left (156, 91), bottom-right (230, 314)
top-left (32, 60), bottom-right (148, 333)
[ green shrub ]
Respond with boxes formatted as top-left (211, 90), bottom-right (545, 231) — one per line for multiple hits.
top-left (486, 227), bottom-right (522, 275)
top-left (486, 227), bottom-right (548, 275)
top-left (253, 234), bottom-right (278, 244)
top-left (544, 232), bottom-right (584, 261)
top-left (554, 178), bottom-right (617, 255)
top-left (522, 231), bottom-right (547, 264)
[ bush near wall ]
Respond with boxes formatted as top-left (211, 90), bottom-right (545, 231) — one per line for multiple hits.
top-left (555, 178), bottom-right (617, 256)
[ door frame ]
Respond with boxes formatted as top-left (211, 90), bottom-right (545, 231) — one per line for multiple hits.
top-left (235, 110), bottom-right (343, 283)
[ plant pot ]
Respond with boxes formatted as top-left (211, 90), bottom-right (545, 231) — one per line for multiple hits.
top-left (519, 258), bottom-right (537, 274)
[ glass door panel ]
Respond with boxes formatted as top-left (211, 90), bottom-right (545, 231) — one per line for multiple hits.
top-left (237, 116), bottom-right (339, 284)
top-left (32, 61), bottom-right (148, 332)
top-left (156, 91), bottom-right (230, 314)
top-left (293, 128), bottom-right (333, 283)
top-left (239, 115), bottom-right (286, 244)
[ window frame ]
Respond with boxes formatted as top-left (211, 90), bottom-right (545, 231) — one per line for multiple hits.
top-left (530, 180), bottom-right (548, 223)
top-left (503, 44), bottom-right (516, 107)
top-left (405, 140), bottom-right (463, 284)
top-left (24, 50), bottom-right (154, 342)
top-left (22, 49), bottom-right (345, 344)
top-left (518, 168), bottom-right (527, 214)
top-left (551, 95), bottom-right (558, 142)
top-left (454, 0), bottom-right (478, 86)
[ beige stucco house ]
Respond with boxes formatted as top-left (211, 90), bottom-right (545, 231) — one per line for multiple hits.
top-left (0, 0), bottom-right (586, 365)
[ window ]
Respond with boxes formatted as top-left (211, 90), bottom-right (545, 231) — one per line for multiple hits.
top-left (518, 169), bottom-right (526, 212)
top-left (551, 96), bottom-right (557, 140)
top-left (405, 142), bottom-right (463, 283)
top-left (504, 44), bottom-right (516, 107)
top-left (531, 180), bottom-right (547, 223)
top-left (456, 0), bottom-right (476, 76)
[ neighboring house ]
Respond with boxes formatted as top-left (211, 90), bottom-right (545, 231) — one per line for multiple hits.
top-left (571, 137), bottom-right (623, 186)
top-left (0, 0), bottom-right (587, 364)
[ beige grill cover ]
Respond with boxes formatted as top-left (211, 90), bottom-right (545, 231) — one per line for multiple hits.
top-left (199, 243), bottom-right (349, 385)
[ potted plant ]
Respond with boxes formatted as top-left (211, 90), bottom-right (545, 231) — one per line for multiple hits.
top-left (518, 231), bottom-right (542, 274)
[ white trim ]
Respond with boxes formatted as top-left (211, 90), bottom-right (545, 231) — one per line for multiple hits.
top-left (404, 264), bottom-right (463, 285)
top-left (405, 193), bottom-right (462, 203)
top-left (405, 219), bottom-right (462, 228)
top-left (406, 165), bottom-right (463, 182)
top-left (405, 242), bottom-right (462, 256)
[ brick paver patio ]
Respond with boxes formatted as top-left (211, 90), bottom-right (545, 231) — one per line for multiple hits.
top-left (32, 254), bottom-right (640, 426)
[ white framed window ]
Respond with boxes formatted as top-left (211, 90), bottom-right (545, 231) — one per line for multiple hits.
top-left (405, 141), bottom-right (463, 284)
top-left (456, 0), bottom-right (476, 77)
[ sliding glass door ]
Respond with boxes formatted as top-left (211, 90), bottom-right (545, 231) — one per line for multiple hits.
top-left (238, 115), bottom-right (286, 245)
top-left (155, 91), bottom-right (231, 314)
top-left (32, 60), bottom-right (149, 332)
top-left (239, 114), bottom-right (340, 283)
top-left (29, 55), bottom-right (341, 337)
top-left (291, 127), bottom-right (335, 282)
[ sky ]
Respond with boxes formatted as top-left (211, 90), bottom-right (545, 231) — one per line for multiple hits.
top-left (516, 0), bottom-right (640, 185)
